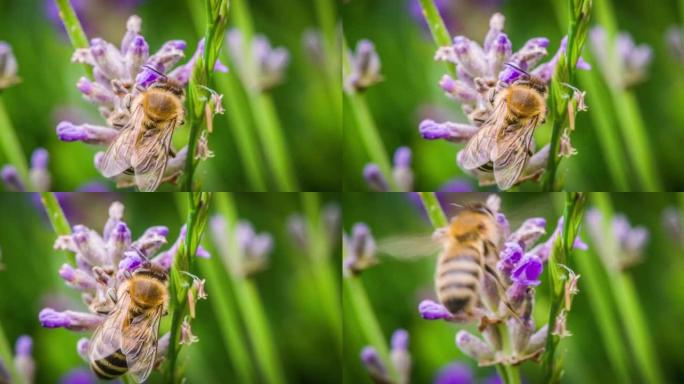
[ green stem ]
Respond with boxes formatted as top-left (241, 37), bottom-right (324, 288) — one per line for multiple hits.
top-left (183, 0), bottom-right (230, 191)
top-left (344, 277), bottom-right (395, 380)
top-left (251, 93), bottom-right (298, 191)
top-left (166, 192), bottom-right (212, 383)
top-left (313, 0), bottom-right (342, 126)
top-left (301, 193), bottom-right (341, 350)
top-left (214, 193), bottom-right (287, 384)
top-left (231, 0), bottom-right (298, 191)
top-left (186, 0), bottom-right (267, 191)
top-left (417, 0), bottom-right (456, 76)
top-left (54, 0), bottom-right (92, 78)
top-left (345, 91), bottom-right (396, 191)
top-left (0, 97), bottom-right (29, 187)
top-left (594, 0), bottom-right (662, 191)
top-left (498, 324), bottom-right (520, 384)
top-left (0, 324), bottom-right (25, 384)
top-left (593, 193), bottom-right (664, 384)
top-left (39, 192), bottom-right (74, 265)
top-left (543, 0), bottom-right (593, 191)
top-left (417, 192), bottom-right (448, 227)
top-left (543, 192), bottom-right (587, 383)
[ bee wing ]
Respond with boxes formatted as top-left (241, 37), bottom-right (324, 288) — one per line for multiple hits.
top-left (491, 116), bottom-right (539, 190)
top-left (460, 100), bottom-right (508, 170)
top-left (376, 234), bottom-right (442, 260)
top-left (99, 106), bottom-right (145, 177)
top-left (130, 119), bottom-right (176, 192)
top-left (122, 305), bottom-right (163, 383)
top-left (88, 289), bottom-right (131, 362)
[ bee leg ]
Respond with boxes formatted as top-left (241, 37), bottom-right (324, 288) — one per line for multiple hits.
top-left (483, 264), bottom-right (523, 323)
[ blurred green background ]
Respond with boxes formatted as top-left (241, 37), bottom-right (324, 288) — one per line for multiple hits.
top-left (0, 0), bottom-right (339, 191)
top-left (342, 192), bottom-right (684, 383)
top-left (0, 192), bottom-right (341, 383)
top-left (342, 0), bottom-right (684, 191)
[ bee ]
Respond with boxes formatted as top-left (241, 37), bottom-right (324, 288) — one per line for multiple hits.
top-left (460, 63), bottom-right (547, 190)
top-left (432, 203), bottom-right (503, 317)
top-left (100, 67), bottom-right (185, 192)
top-left (89, 265), bottom-right (168, 382)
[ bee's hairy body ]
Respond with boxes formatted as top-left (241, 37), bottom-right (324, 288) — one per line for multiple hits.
top-left (90, 267), bottom-right (167, 381)
top-left (435, 206), bottom-right (502, 315)
top-left (139, 85), bottom-right (184, 126)
top-left (504, 83), bottom-right (546, 122)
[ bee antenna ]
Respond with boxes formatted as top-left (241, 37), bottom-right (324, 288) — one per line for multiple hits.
top-left (142, 64), bottom-right (168, 81)
top-left (504, 62), bottom-right (531, 78)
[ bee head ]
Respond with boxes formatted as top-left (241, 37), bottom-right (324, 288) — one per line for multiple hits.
top-left (133, 261), bottom-right (168, 283)
top-left (504, 62), bottom-right (547, 95)
top-left (142, 65), bottom-right (185, 99)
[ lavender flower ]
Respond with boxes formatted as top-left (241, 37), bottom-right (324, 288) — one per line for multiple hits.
top-left (360, 329), bottom-right (411, 384)
top-left (209, 215), bottom-right (274, 277)
top-left (419, 196), bottom-right (586, 366)
top-left (419, 13), bottom-right (589, 188)
top-left (585, 208), bottom-right (648, 270)
top-left (408, 0), bottom-right (503, 37)
top-left (227, 29), bottom-right (290, 92)
top-left (0, 41), bottom-right (20, 90)
top-left (590, 27), bottom-right (652, 89)
top-left (45, 0), bottom-right (143, 38)
top-left (39, 201), bottom-right (209, 369)
top-left (14, 335), bottom-right (35, 384)
top-left (363, 147), bottom-right (415, 191)
top-left (302, 29), bottom-right (325, 66)
top-left (433, 362), bottom-right (473, 384)
top-left (666, 26), bottom-right (684, 63)
top-left (345, 39), bottom-right (383, 93)
top-left (662, 207), bottom-right (682, 245)
top-left (286, 202), bottom-right (341, 253)
top-left (59, 368), bottom-right (97, 384)
top-left (58, 15), bottom-right (226, 189)
top-left (343, 223), bottom-right (377, 276)
top-left (1, 148), bottom-right (52, 192)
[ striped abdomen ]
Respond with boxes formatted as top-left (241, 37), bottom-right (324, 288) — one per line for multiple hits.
top-left (435, 246), bottom-right (483, 315)
top-left (91, 349), bottom-right (128, 380)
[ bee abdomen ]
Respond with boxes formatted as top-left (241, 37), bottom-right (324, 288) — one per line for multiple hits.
top-left (91, 349), bottom-right (128, 380)
top-left (436, 248), bottom-right (482, 315)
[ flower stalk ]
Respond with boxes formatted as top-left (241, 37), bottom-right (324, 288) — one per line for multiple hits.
top-left (39, 192), bottom-right (74, 265)
top-left (183, 0), bottom-right (230, 191)
top-left (186, 0), bottom-right (267, 191)
top-left (174, 193), bottom-right (255, 383)
top-left (591, 193), bottom-right (664, 384)
top-left (0, 97), bottom-right (29, 187)
top-left (54, 0), bottom-right (92, 78)
top-left (0, 325), bottom-right (25, 384)
top-left (543, 0), bottom-right (592, 191)
top-left (417, 0), bottom-right (456, 76)
top-left (231, 0), bottom-right (298, 191)
top-left (166, 192), bottom-right (212, 383)
top-left (542, 192), bottom-right (587, 382)
top-left (593, 0), bottom-right (661, 191)
top-left (417, 192), bottom-right (448, 227)
top-left (301, 193), bottom-right (342, 349)
top-left (213, 193), bottom-right (287, 384)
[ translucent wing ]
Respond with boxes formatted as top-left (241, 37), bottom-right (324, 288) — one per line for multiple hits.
top-left (88, 288), bottom-right (131, 362)
top-left (460, 100), bottom-right (508, 170)
top-left (122, 305), bottom-right (163, 383)
top-left (130, 119), bottom-right (176, 192)
top-left (376, 234), bottom-right (442, 260)
top-left (491, 116), bottom-right (539, 190)
top-left (100, 106), bottom-right (145, 177)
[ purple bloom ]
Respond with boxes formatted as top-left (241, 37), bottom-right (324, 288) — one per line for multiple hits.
top-left (0, 41), bottom-right (20, 90)
top-left (209, 216), bottom-right (274, 277)
top-left (363, 164), bottom-right (390, 192)
top-left (364, 147), bottom-right (416, 191)
top-left (1, 165), bottom-right (24, 191)
top-left (434, 362), bottom-right (474, 384)
top-left (360, 329), bottom-right (412, 384)
top-left (419, 119), bottom-right (479, 143)
top-left (590, 27), bottom-right (652, 89)
top-left (60, 368), bottom-right (97, 384)
top-left (344, 39), bottom-right (383, 93)
top-left (419, 299), bottom-right (455, 321)
top-left (1, 148), bottom-right (53, 192)
top-left (61, 15), bottom-right (225, 190)
top-left (585, 208), bottom-right (648, 270)
top-left (40, 201), bottom-right (203, 366)
top-left (344, 222), bottom-right (378, 276)
top-left (14, 335), bottom-right (35, 384)
top-left (227, 29), bottom-right (290, 91)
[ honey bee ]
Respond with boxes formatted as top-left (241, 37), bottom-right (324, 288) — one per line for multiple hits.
top-left (89, 265), bottom-right (168, 382)
top-left (100, 67), bottom-right (185, 192)
top-left (460, 64), bottom-right (547, 190)
top-left (432, 204), bottom-right (503, 317)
